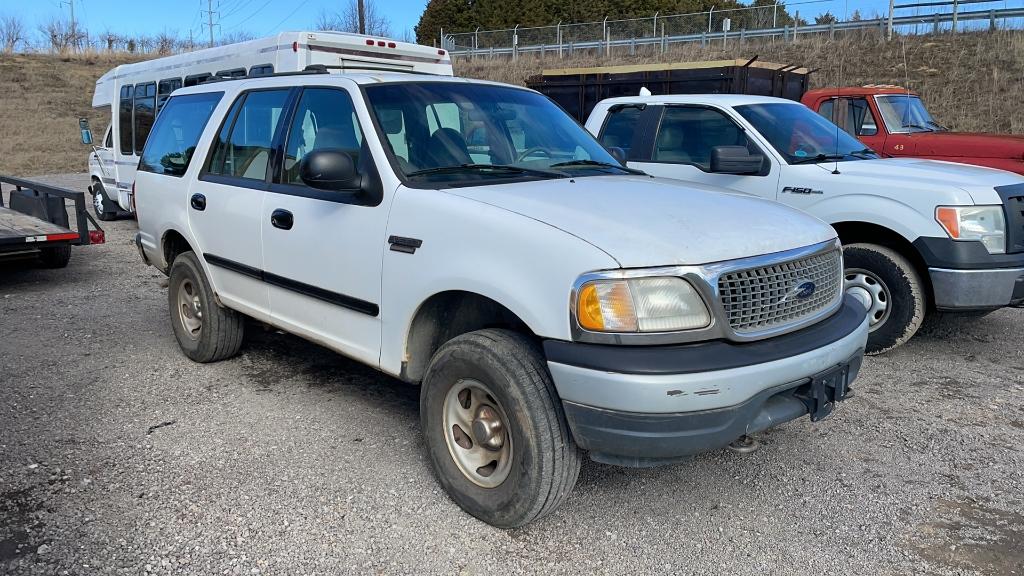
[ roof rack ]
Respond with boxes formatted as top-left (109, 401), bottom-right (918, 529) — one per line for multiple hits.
top-left (195, 68), bottom-right (330, 85)
top-left (303, 64), bottom-right (438, 76)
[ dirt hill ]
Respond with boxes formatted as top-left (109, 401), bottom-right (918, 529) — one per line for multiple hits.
top-left (1, 30), bottom-right (1021, 177)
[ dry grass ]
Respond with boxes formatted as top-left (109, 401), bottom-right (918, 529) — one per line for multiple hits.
top-left (0, 31), bottom-right (1020, 177)
top-left (456, 29), bottom-right (1024, 134)
top-left (0, 52), bottom-right (142, 177)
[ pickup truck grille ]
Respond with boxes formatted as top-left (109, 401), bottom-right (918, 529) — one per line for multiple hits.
top-left (718, 247), bottom-right (843, 334)
top-left (996, 184), bottom-right (1024, 254)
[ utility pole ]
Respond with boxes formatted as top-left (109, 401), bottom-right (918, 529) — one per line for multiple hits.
top-left (357, 0), bottom-right (366, 34)
top-left (203, 0), bottom-right (216, 47)
top-left (62, 0), bottom-right (76, 52)
top-left (887, 0), bottom-right (895, 40)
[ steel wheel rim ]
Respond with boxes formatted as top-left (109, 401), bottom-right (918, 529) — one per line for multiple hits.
top-left (177, 279), bottom-right (203, 340)
top-left (442, 378), bottom-right (513, 489)
top-left (93, 190), bottom-right (105, 213)
top-left (844, 268), bottom-right (891, 331)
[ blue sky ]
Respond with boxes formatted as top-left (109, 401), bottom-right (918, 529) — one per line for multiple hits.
top-left (4, 1), bottom-right (914, 44)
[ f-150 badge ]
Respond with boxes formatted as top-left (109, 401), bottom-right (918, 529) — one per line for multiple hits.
top-left (782, 186), bottom-right (824, 195)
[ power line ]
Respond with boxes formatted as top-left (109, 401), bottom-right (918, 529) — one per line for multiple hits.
top-left (223, 0), bottom-right (274, 31)
top-left (267, 0), bottom-right (313, 34)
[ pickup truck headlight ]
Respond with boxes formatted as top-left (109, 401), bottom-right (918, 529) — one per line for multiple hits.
top-left (576, 277), bottom-right (711, 333)
top-left (936, 206), bottom-right (1006, 254)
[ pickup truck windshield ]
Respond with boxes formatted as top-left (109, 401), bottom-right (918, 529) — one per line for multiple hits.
top-left (363, 82), bottom-right (627, 185)
top-left (735, 103), bottom-right (879, 165)
top-left (875, 95), bottom-right (945, 133)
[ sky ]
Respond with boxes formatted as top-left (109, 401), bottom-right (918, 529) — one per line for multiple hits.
top-left (2, 0), bottom-right (935, 45)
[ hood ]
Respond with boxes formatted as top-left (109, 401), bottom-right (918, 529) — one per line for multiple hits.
top-left (443, 175), bottom-right (835, 268)
top-left (905, 131), bottom-right (1024, 159)
top-left (814, 157), bottom-right (1024, 203)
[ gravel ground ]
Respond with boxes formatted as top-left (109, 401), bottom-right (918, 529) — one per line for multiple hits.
top-left (1, 173), bottom-right (1022, 576)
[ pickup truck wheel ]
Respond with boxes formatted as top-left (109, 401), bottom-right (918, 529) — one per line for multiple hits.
top-left (167, 251), bottom-right (244, 363)
top-left (39, 244), bottom-right (71, 268)
top-left (843, 243), bottom-right (925, 354)
top-left (91, 181), bottom-right (118, 221)
top-left (420, 329), bottom-right (581, 528)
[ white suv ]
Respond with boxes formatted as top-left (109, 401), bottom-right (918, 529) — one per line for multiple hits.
top-left (134, 70), bottom-right (869, 527)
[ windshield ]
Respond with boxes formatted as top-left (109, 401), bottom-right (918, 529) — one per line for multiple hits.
top-left (735, 103), bottom-right (879, 164)
top-left (363, 82), bottom-right (628, 185)
top-left (876, 95), bottom-right (944, 133)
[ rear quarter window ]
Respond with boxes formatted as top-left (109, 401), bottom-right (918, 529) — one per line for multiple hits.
top-left (140, 92), bottom-right (224, 177)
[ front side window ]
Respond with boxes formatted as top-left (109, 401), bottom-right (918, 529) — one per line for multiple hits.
top-left (652, 106), bottom-right (761, 171)
top-left (736, 103), bottom-right (878, 164)
top-left (139, 92), bottom-right (223, 177)
top-left (207, 89), bottom-right (290, 180)
top-left (282, 88), bottom-right (364, 185)
top-left (103, 126), bottom-right (113, 148)
top-left (818, 98), bottom-right (878, 137)
top-left (875, 95), bottom-right (944, 133)
top-left (598, 106), bottom-right (642, 157)
top-left (118, 84), bottom-right (134, 155)
top-left (134, 82), bottom-right (157, 155)
top-left (364, 82), bottom-right (627, 186)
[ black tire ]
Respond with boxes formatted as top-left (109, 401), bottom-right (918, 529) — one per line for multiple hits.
top-left (844, 243), bottom-right (926, 355)
top-left (91, 181), bottom-right (118, 221)
top-left (167, 251), bottom-right (244, 363)
top-left (420, 329), bottom-right (581, 528)
top-left (39, 244), bottom-right (71, 268)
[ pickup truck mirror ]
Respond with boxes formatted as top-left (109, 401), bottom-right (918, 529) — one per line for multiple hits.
top-left (606, 147), bottom-right (627, 166)
top-left (710, 146), bottom-right (763, 175)
top-left (299, 149), bottom-right (361, 191)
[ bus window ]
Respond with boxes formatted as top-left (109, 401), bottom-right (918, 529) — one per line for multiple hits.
top-left (118, 84), bottom-right (134, 156)
top-left (157, 78), bottom-right (182, 111)
top-left (249, 64), bottom-right (274, 77)
top-left (184, 73), bottom-right (212, 87)
top-left (217, 68), bottom-right (246, 79)
top-left (134, 82), bottom-right (157, 155)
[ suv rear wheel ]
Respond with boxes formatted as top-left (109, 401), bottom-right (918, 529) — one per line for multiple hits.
top-left (168, 251), bottom-right (244, 362)
top-left (843, 243), bottom-right (925, 354)
top-left (420, 329), bottom-right (581, 528)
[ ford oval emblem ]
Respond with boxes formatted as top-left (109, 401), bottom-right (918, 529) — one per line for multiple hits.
top-left (795, 281), bottom-right (816, 299)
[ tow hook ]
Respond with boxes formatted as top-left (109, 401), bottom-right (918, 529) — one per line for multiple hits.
top-left (727, 435), bottom-right (760, 454)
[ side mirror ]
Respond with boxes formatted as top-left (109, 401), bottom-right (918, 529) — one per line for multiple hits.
top-left (299, 149), bottom-right (361, 191)
top-left (710, 146), bottom-right (763, 175)
top-left (606, 147), bottom-right (627, 166)
top-left (80, 118), bottom-right (93, 145)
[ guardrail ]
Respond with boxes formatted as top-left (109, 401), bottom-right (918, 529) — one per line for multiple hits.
top-left (447, 7), bottom-right (1024, 58)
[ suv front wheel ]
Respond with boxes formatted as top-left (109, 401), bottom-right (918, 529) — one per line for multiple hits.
top-left (420, 329), bottom-right (581, 528)
top-left (168, 251), bottom-right (245, 363)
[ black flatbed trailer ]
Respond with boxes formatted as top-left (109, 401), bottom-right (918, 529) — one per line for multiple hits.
top-left (0, 175), bottom-right (105, 268)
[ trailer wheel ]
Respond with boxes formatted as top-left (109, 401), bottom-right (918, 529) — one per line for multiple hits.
top-left (91, 181), bottom-right (118, 222)
top-left (39, 244), bottom-right (71, 268)
top-left (843, 243), bottom-right (926, 355)
top-left (168, 251), bottom-right (244, 363)
top-left (420, 329), bottom-right (581, 528)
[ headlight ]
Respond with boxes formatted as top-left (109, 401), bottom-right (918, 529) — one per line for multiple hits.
top-left (575, 277), bottom-right (711, 333)
top-left (936, 205), bottom-right (1006, 254)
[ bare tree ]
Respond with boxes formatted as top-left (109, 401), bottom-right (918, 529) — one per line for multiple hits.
top-left (0, 14), bottom-right (26, 53)
top-left (155, 30), bottom-right (177, 55)
top-left (218, 30), bottom-right (256, 46)
top-left (315, 0), bottom-right (391, 36)
top-left (39, 16), bottom-right (84, 53)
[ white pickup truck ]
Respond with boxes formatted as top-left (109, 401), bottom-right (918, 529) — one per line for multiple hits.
top-left (586, 95), bottom-right (1024, 353)
top-left (133, 68), bottom-right (868, 527)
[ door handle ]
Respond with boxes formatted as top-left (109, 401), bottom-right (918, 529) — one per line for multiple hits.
top-left (271, 209), bottom-right (293, 230)
top-left (190, 193), bottom-right (206, 211)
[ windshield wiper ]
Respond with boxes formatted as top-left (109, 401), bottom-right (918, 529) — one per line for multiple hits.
top-left (849, 148), bottom-right (878, 159)
top-left (901, 123), bottom-right (934, 132)
top-left (790, 153), bottom-right (848, 165)
top-left (406, 163), bottom-right (566, 178)
top-left (548, 159), bottom-right (646, 175)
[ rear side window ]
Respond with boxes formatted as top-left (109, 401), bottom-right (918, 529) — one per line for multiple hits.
top-left (598, 106), bottom-right (642, 156)
top-left (134, 82), bottom-right (157, 155)
top-left (139, 92), bottom-right (223, 177)
top-left (207, 89), bottom-right (290, 180)
top-left (118, 84), bottom-right (134, 155)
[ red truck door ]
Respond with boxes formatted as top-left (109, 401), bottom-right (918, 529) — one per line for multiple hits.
top-left (812, 96), bottom-right (887, 154)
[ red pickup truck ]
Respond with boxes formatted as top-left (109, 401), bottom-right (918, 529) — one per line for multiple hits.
top-left (801, 86), bottom-right (1024, 175)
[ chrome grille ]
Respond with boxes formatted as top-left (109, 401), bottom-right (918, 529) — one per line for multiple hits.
top-left (717, 247), bottom-right (842, 334)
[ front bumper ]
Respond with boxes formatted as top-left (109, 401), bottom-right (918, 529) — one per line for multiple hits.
top-left (929, 267), bottom-right (1024, 310)
top-left (545, 296), bottom-right (869, 467)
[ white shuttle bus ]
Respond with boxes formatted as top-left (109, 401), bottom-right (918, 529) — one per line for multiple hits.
top-left (85, 31), bottom-right (453, 219)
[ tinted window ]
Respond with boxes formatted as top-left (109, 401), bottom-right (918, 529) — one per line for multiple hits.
top-left (653, 106), bottom-right (759, 170)
top-left (207, 90), bottom-right (289, 180)
top-left (249, 64), bottom-right (274, 77)
top-left (217, 68), bottom-right (247, 79)
top-left (282, 88), bottom-right (363, 185)
top-left (599, 106), bottom-right (642, 155)
top-left (134, 82), bottom-right (157, 155)
top-left (184, 73), bottom-right (212, 87)
top-left (104, 126), bottom-right (113, 148)
top-left (140, 92), bottom-right (223, 177)
top-left (158, 78), bottom-right (183, 111)
top-left (118, 84), bottom-right (134, 155)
